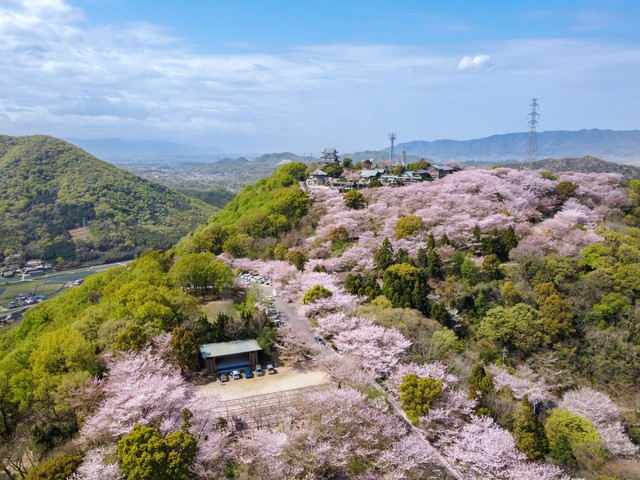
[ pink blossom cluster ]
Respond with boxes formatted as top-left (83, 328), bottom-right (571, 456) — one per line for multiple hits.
top-left (298, 387), bottom-right (410, 468)
top-left (444, 415), bottom-right (526, 479)
top-left (70, 447), bottom-right (123, 480)
top-left (80, 347), bottom-right (193, 440)
top-left (487, 364), bottom-right (550, 404)
top-left (227, 257), bottom-right (298, 283)
top-left (333, 324), bottom-right (411, 377)
top-left (285, 271), bottom-right (341, 299)
top-left (80, 343), bottom-right (221, 443)
top-left (304, 256), bottom-right (344, 273)
top-left (308, 168), bottom-right (626, 268)
top-left (521, 200), bottom-right (604, 256)
top-left (315, 312), bottom-right (373, 337)
top-left (314, 313), bottom-right (410, 377)
top-left (386, 362), bottom-right (475, 435)
top-left (559, 387), bottom-right (639, 457)
top-left (298, 291), bottom-right (361, 318)
top-left (557, 171), bottom-right (629, 212)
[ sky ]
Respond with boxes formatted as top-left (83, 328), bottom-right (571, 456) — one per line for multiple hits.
top-left (1, 0), bottom-right (639, 153)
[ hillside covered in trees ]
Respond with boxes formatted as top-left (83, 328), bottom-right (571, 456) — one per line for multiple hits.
top-left (1, 162), bottom-right (640, 479)
top-left (505, 156), bottom-right (640, 181)
top-left (0, 136), bottom-right (217, 266)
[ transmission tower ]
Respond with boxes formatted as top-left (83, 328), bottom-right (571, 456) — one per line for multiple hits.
top-left (527, 98), bottom-right (539, 168)
top-left (388, 132), bottom-right (396, 166)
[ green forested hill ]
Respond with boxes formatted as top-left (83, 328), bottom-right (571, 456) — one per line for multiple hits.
top-left (505, 156), bottom-right (640, 181)
top-left (0, 135), bottom-right (216, 265)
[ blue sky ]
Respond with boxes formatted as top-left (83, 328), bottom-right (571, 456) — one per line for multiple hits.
top-left (1, 0), bottom-right (639, 153)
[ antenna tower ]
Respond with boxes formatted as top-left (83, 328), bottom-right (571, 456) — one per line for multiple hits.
top-left (527, 98), bottom-right (539, 168)
top-left (388, 132), bottom-right (396, 166)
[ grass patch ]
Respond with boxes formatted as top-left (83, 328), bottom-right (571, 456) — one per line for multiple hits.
top-left (201, 299), bottom-right (236, 321)
top-left (363, 386), bottom-right (387, 402)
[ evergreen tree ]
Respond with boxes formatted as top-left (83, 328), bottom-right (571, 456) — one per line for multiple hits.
top-left (513, 395), bottom-right (549, 460)
top-left (411, 270), bottom-right (432, 316)
top-left (399, 374), bottom-right (443, 425)
top-left (344, 273), bottom-right (363, 295)
top-left (502, 226), bottom-right (518, 253)
top-left (395, 248), bottom-right (413, 266)
top-left (374, 238), bottom-right (395, 271)
top-left (416, 248), bottom-right (429, 270)
top-left (117, 424), bottom-right (197, 480)
top-left (426, 247), bottom-right (442, 279)
top-left (363, 276), bottom-right (382, 302)
top-left (430, 302), bottom-right (450, 326)
top-left (468, 363), bottom-right (495, 416)
top-left (426, 233), bottom-right (436, 250)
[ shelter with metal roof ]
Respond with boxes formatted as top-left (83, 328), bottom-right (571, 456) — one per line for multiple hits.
top-left (200, 339), bottom-right (262, 375)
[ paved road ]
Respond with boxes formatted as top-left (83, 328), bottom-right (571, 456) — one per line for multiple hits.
top-left (1, 260), bottom-right (132, 287)
top-left (257, 284), bottom-right (315, 342)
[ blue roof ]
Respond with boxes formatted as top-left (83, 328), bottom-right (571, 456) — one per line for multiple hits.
top-left (360, 168), bottom-right (386, 178)
top-left (200, 339), bottom-right (262, 358)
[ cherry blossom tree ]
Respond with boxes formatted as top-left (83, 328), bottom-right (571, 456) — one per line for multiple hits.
top-left (507, 462), bottom-right (581, 480)
top-left (559, 387), bottom-right (639, 457)
top-left (386, 362), bottom-right (474, 438)
top-left (444, 415), bottom-right (525, 479)
top-left (331, 322), bottom-right (411, 377)
top-left (487, 364), bottom-right (550, 404)
top-left (80, 347), bottom-right (193, 441)
top-left (70, 447), bottom-right (123, 480)
top-left (288, 387), bottom-right (409, 474)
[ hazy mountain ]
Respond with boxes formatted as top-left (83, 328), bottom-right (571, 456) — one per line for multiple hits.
top-left (0, 135), bottom-right (216, 265)
top-left (66, 138), bottom-right (222, 158)
top-left (396, 129), bottom-right (640, 164)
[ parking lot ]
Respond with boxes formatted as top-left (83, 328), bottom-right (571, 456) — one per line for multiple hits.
top-left (194, 366), bottom-right (330, 402)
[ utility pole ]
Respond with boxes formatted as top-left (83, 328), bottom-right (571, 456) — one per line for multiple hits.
top-left (388, 132), bottom-right (396, 166)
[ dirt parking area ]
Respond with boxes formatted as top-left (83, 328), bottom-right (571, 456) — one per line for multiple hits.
top-left (194, 366), bottom-right (330, 401)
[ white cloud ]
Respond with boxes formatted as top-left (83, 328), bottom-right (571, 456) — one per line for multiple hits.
top-left (457, 54), bottom-right (493, 72)
top-left (0, 0), bottom-right (638, 151)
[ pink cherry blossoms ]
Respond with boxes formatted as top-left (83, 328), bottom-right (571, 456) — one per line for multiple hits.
top-left (559, 387), bottom-right (639, 457)
top-left (487, 364), bottom-right (550, 404)
top-left (308, 168), bottom-right (628, 271)
top-left (314, 312), bottom-right (411, 377)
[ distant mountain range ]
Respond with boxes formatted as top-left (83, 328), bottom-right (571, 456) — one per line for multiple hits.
top-left (397, 129), bottom-right (640, 165)
top-left (69, 129), bottom-right (640, 167)
top-left (66, 138), bottom-right (222, 158)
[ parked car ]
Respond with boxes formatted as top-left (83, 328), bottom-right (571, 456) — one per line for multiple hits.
top-left (231, 370), bottom-right (241, 380)
top-left (255, 364), bottom-right (263, 376)
top-left (219, 373), bottom-right (229, 383)
top-left (244, 369), bottom-right (253, 379)
top-left (267, 364), bottom-right (276, 375)
top-left (314, 336), bottom-right (326, 345)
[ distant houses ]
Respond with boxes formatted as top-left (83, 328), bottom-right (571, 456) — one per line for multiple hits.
top-left (304, 157), bottom-right (458, 192)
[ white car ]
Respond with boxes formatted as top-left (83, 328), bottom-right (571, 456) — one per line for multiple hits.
top-left (231, 370), bottom-right (241, 380)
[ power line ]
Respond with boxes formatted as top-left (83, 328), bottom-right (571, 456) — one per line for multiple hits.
top-left (527, 98), bottom-right (539, 168)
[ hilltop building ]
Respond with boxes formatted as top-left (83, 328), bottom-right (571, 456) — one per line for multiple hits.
top-left (321, 148), bottom-right (340, 163)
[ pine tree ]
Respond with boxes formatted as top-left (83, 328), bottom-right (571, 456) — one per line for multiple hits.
top-left (513, 395), bottom-right (549, 460)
